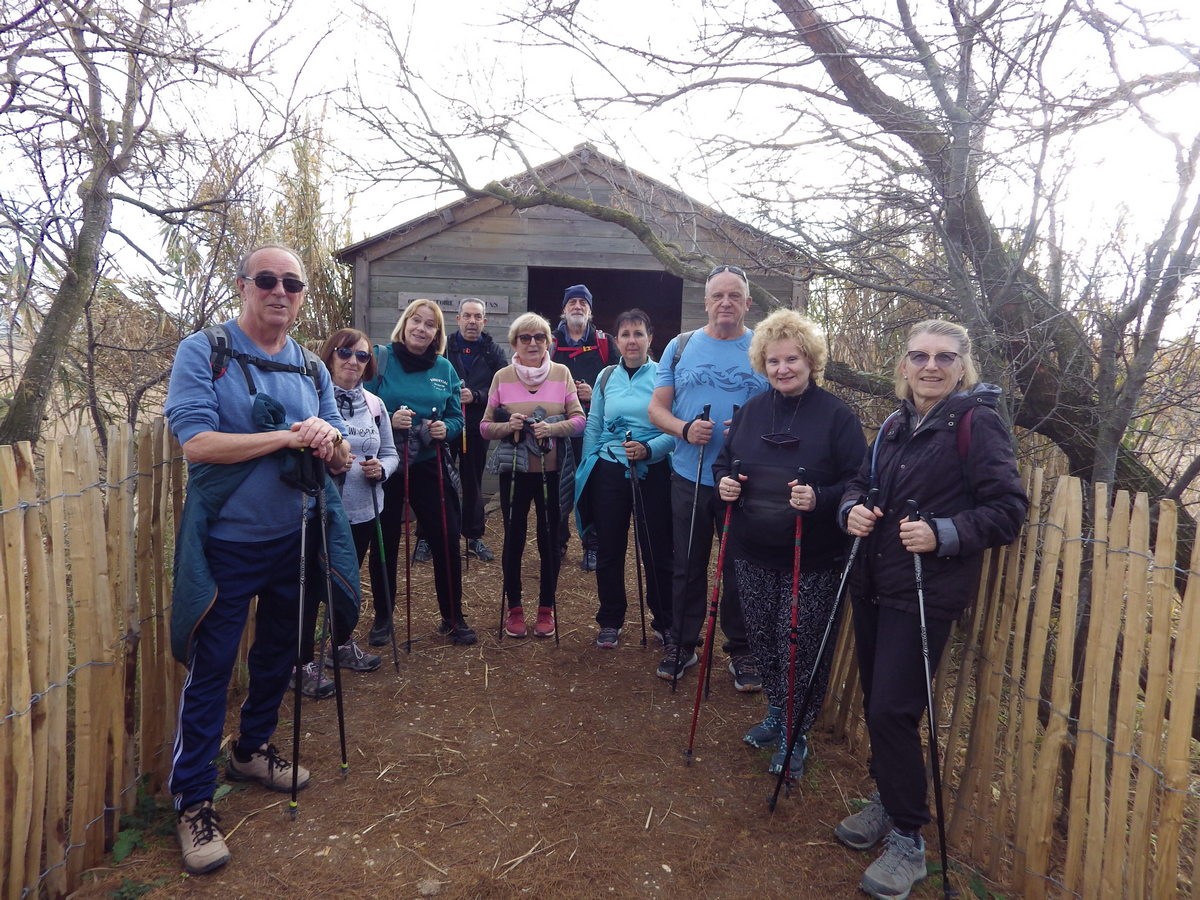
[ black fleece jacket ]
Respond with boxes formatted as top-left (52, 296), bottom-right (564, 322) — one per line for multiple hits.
top-left (713, 383), bottom-right (866, 573)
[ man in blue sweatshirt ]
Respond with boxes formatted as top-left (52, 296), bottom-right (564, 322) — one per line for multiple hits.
top-left (164, 244), bottom-right (354, 876)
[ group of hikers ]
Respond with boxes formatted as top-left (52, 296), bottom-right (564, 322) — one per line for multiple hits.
top-left (164, 243), bottom-right (1027, 899)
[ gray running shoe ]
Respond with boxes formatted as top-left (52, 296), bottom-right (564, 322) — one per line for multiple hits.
top-left (836, 791), bottom-right (893, 850)
top-left (596, 626), bottom-right (621, 649)
top-left (860, 829), bottom-right (927, 900)
top-left (728, 655), bottom-right (763, 692)
top-left (299, 661), bottom-right (334, 699)
top-left (412, 538), bottom-right (432, 563)
top-left (326, 640), bottom-right (381, 673)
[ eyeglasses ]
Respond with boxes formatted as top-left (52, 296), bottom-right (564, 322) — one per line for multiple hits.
top-left (708, 264), bottom-right (747, 279)
top-left (248, 273), bottom-right (306, 294)
top-left (906, 350), bottom-right (961, 368)
top-left (335, 347), bottom-right (371, 364)
top-left (517, 333), bottom-right (549, 344)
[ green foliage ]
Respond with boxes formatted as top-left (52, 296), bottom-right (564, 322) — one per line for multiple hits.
top-left (112, 876), bottom-right (171, 899)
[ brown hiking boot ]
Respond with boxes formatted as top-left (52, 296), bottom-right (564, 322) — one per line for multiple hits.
top-left (176, 801), bottom-right (230, 875)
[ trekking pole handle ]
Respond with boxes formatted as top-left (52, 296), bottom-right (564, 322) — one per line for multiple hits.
top-left (700, 404), bottom-right (711, 421)
top-left (795, 467), bottom-right (806, 485)
top-left (731, 459), bottom-right (741, 480)
top-left (906, 499), bottom-right (921, 522)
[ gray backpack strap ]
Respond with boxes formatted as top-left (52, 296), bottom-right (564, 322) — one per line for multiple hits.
top-left (671, 330), bottom-right (695, 372)
top-left (597, 364), bottom-right (617, 398)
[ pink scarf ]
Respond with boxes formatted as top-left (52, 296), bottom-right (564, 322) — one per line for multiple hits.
top-left (514, 354), bottom-right (551, 388)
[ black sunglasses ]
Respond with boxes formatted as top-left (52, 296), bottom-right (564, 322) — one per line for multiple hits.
top-left (335, 347), bottom-right (372, 364)
top-left (906, 350), bottom-right (960, 368)
top-left (248, 273), bottom-right (306, 294)
top-left (517, 333), bottom-right (549, 344)
top-left (708, 264), bottom-right (747, 279)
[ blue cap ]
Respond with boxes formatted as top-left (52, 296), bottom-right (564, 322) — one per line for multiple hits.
top-left (562, 284), bottom-right (593, 308)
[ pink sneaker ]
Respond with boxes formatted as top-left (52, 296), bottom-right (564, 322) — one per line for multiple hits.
top-left (504, 606), bottom-right (527, 638)
top-left (534, 606), bottom-right (556, 638)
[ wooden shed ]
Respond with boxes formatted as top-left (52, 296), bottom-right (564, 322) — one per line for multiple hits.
top-left (335, 145), bottom-right (809, 357)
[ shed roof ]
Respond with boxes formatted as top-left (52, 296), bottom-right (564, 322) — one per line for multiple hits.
top-left (334, 144), bottom-right (805, 271)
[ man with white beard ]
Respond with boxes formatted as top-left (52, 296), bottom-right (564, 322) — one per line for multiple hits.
top-left (550, 283), bottom-right (611, 571)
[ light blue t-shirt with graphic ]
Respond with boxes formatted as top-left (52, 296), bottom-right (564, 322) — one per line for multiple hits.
top-left (655, 327), bottom-right (767, 486)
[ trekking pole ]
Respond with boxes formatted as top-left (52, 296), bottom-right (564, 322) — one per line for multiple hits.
top-left (401, 409), bottom-right (413, 652)
top-left (673, 403), bottom-right (711, 693)
top-left (783, 468), bottom-right (806, 771)
top-left (625, 430), bottom-right (648, 648)
top-left (497, 422), bottom-right (520, 640)
top-left (769, 486), bottom-right (878, 811)
top-left (366, 455), bottom-right (399, 673)
top-left (685, 459), bottom-right (739, 765)
top-left (315, 482), bottom-right (349, 778)
top-left (907, 499), bottom-right (953, 898)
top-left (699, 405), bottom-right (738, 702)
top-left (283, 448), bottom-right (322, 815)
top-left (530, 408), bottom-right (561, 648)
top-left (430, 408), bottom-right (463, 634)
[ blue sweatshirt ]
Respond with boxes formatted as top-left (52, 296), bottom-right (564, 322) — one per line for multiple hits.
top-left (165, 320), bottom-right (346, 542)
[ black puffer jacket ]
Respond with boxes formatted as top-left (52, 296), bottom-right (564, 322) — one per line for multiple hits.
top-left (841, 384), bottom-right (1027, 620)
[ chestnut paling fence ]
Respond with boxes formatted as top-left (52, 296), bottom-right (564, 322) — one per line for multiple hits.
top-left (0, 425), bottom-right (1197, 898)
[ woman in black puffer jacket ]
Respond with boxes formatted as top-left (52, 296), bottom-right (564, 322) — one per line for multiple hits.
top-left (834, 319), bottom-right (1027, 900)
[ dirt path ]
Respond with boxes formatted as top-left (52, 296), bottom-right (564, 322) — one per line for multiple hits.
top-left (77, 530), bottom-right (900, 899)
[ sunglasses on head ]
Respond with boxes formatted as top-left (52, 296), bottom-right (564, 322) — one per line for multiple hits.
top-left (248, 273), bottom-right (306, 294)
top-left (517, 333), bottom-right (549, 344)
top-left (335, 347), bottom-right (371, 364)
top-left (708, 264), bottom-right (747, 279)
top-left (906, 350), bottom-right (960, 368)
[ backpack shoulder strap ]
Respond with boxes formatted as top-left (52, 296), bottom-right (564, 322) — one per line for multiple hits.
top-left (596, 330), bottom-right (610, 364)
top-left (203, 324), bottom-right (234, 379)
top-left (373, 343), bottom-right (389, 381)
top-left (363, 389), bottom-right (384, 424)
top-left (671, 330), bottom-right (695, 373)
top-left (597, 364), bottom-right (617, 398)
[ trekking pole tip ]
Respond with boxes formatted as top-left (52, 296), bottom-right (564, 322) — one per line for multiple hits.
top-left (340, 762), bottom-right (349, 778)
top-left (288, 801), bottom-right (298, 819)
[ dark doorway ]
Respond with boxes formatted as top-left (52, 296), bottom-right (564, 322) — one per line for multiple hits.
top-left (528, 267), bottom-right (683, 362)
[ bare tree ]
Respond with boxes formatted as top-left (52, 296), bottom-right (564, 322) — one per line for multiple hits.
top-left (0, 0), bottom-right (313, 444)
top-left (339, 1), bottom-right (1200, 512)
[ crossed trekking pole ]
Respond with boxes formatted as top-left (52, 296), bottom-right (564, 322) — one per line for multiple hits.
top-left (672, 404), bottom-right (710, 692)
top-left (685, 459), bottom-right (739, 764)
top-left (286, 449), bottom-right (349, 817)
top-left (780, 468), bottom-right (806, 777)
top-left (365, 455), bottom-right (400, 671)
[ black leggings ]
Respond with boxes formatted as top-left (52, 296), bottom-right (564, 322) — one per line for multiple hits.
top-left (499, 470), bottom-right (562, 608)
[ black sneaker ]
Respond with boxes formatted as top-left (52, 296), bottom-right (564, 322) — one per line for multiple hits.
top-left (656, 645), bottom-right (698, 680)
top-left (412, 538), bottom-right (432, 563)
top-left (580, 548), bottom-right (598, 572)
top-left (449, 621), bottom-right (477, 645)
top-left (595, 626), bottom-right (621, 649)
top-left (436, 619), bottom-right (454, 636)
top-left (466, 538), bottom-right (494, 561)
top-left (728, 655), bottom-right (763, 692)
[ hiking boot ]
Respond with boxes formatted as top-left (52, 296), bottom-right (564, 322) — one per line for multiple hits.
top-left (326, 640), bottom-right (381, 673)
top-left (743, 704), bottom-right (784, 749)
top-left (728, 655), bottom-right (763, 692)
top-left (656, 645), bottom-right (699, 680)
top-left (437, 619), bottom-right (454, 636)
top-left (449, 620), bottom-right (478, 645)
top-left (504, 606), bottom-right (527, 638)
top-left (596, 626), bottom-right (621, 649)
top-left (534, 605), bottom-right (556, 638)
top-left (227, 743), bottom-right (310, 793)
top-left (768, 734), bottom-right (808, 779)
top-left (299, 661), bottom-right (334, 699)
top-left (412, 538), bottom-right (432, 563)
top-left (466, 538), bottom-right (494, 561)
top-left (836, 791), bottom-right (893, 850)
top-left (580, 548), bottom-right (597, 572)
top-left (176, 800), bottom-right (230, 875)
top-left (860, 829), bottom-right (927, 899)
top-left (367, 617), bottom-right (393, 647)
